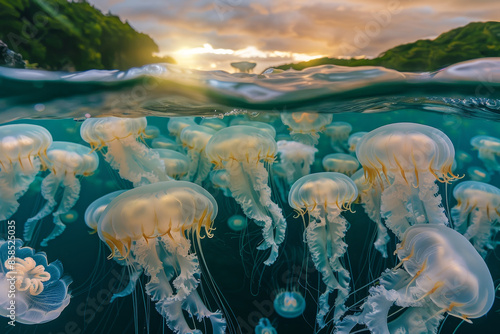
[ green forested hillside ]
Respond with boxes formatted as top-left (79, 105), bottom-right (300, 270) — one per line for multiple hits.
top-left (273, 21), bottom-right (500, 72)
top-left (0, 0), bottom-right (175, 70)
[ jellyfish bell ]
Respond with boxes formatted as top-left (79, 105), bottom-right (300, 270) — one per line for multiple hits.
top-left (168, 117), bottom-right (197, 140)
top-left (0, 238), bottom-right (71, 325)
top-left (451, 181), bottom-right (500, 257)
top-left (322, 153), bottom-right (360, 176)
top-left (60, 210), bottom-right (79, 224)
top-left (273, 290), bottom-right (306, 319)
top-left (206, 125), bottom-right (286, 266)
top-left (81, 117), bottom-right (169, 187)
top-left (153, 148), bottom-right (190, 180)
top-left (470, 135), bottom-right (500, 174)
top-left (152, 135), bottom-right (182, 151)
top-left (324, 121), bottom-right (352, 153)
top-left (200, 118), bottom-right (227, 131)
top-left (144, 125), bottom-right (161, 139)
top-left (180, 125), bottom-right (216, 184)
top-left (227, 214), bottom-right (247, 232)
top-left (337, 224), bottom-right (495, 334)
top-left (277, 140), bottom-right (318, 185)
top-left (24, 141), bottom-right (99, 246)
top-left (356, 122), bottom-right (458, 239)
top-left (467, 165), bottom-right (491, 182)
top-left (97, 181), bottom-right (226, 334)
top-left (232, 121), bottom-right (277, 138)
top-left (0, 124), bottom-right (52, 220)
top-left (347, 131), bottom-right (367, 154)
top-left (289, 172), bottom-right (357, 327)
top-left (255, 318), bottom-right (277, 334)
top-left (455, 149), bottom-right (472, 169)
top-left (281, 112), bottom-right (332, 146)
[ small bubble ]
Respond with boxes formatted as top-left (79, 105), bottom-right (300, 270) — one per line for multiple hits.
top-left (85, 113), bottom-right (91, 118)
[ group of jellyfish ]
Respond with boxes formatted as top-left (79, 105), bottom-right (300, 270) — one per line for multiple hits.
top-left (0, 111), bottom-right (498, 333)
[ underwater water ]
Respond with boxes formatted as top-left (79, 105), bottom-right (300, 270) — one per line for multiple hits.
top-left (1, 58), bottom-right (500, 334)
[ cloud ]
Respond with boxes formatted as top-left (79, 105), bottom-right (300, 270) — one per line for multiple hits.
top-left (88, 0), bottom-right (500, 71)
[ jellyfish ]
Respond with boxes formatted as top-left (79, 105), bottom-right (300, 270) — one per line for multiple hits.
top-left (324, 122), bottom-right (352, 153)
top-left (200, 118), bottom-right (227, 131)
top-left (322, 153), bottom-right (360, 176)
top-left (81, 117), bottom-right (169, 187)
top-left (281, 112), bottom-right (332, 146)
top-left (227, 214), bottom-right (248, 232)
top-left (455, 150), bottom-right (472, 170)
top-left (231, 120), bottom-right (276, 138)
top-left (97, 181), bottom-right (226, 334)
top-left (470, 135), bottom-right (500, 174)
top-left (24, 142), bottom-right (99, 246)
top-left (273, 290), bottom-right (306, 319)
top-left (154, 148), bottom-right (190, 180)
top-left (168, 117), bottom-right (197, 141)
top-left (255, 318), bottom-right (277, 334)
top-left (356, 123), bottom-right (457, 239)
top-left (60, 210), bottom-right (79, 224)
top-left (152, 135), bottom-right (183, 152)
top-left (467, 165), bottom-right (491, 182)
top-left (0, 238), bottom-right (71, 324)
top-left (206, 125), bottom-right (286, 266)
top-left (180, 125), bottom-right (216, 185)
top-left (210, 169), bottom-right (232, 197)
top-left (277, 140), bottom-right (318, 185)
top-left (337, 224), bottom-right (495, 334)
top-left (351, 169), bottom-right (389, 258)
top-left (84, 190), bottom-right (142, 301)
top-left (347, 132), bottom-right (367, 154)
top-left (144, 125), bottom-right (161, 139)
top-left (0, 124), bottom-right (52, 221)
top-left (289, 172), bottom-right (358, 327)
top-left (451, 181), bottom-right (500, 257)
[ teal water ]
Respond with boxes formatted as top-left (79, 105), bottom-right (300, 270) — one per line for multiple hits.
top-left (1, 59), bottom-right (500, 334)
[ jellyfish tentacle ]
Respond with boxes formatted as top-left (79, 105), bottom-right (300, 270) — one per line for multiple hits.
top-left (225, 159), bottom-right (285, 265)
top-left (106, 136), bottom-right (169, 187)
top-left (24, 173), bottom-right (62, 242)
top-left (306, 210), bottom-right (341, 328)
top-left (380, 175), bottom-right (413, 239)
top-left (41, 174), bottom-right (81, 247)
top-left (110, 268), bottom-right (143, 303)
top-left (183, 291), bottom-right (227, 334)
top-left (362, 187), bottom-right (389, 257)
top-left (326, 211), bottom-right (350, 321)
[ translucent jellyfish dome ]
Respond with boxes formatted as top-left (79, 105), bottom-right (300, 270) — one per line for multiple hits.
top-left (200, 118), bottom-right (227, 131)
top-left (0, 124), bottom-right (52, 221)
top-left (84, 190), bottom-right (127, 232)
top-left (97, 181), bottom-right (225, 334)
top-left (338, 224), bottom-right (495, 334)
top-left (152, 135), bottom-right (182, 151)
top-left (273, 291), bottom-right (306, 319)
top-left (81, 117), bottom-right (168, 186)
top-left (0, 239), bottom-right (71, 325)
top-left (324, 121), bottom-right (352, 153)
top-left (153, 148), bottom-right (190, 180)
top-left (289, 172), bottom-right (357, 327)
top-left (230, 120), bottom-right (276, 138)
top-left (470, 135), bottom-right (500, 173)
top-left (24, 141), bottom-right (99, 246)
top-left (227, 214), bottom-right (247, 232)
top-left (206, 125), bottom-right (286, 266)
top-left (356, 122), bottom-right (457, 238)
top-left (322, 153), bottom-right (360, 176)
top-left (451, 181), bottom-right (500, 257)
top-left (347, 131), bottom-right (367, 154)
top-left (277, 140), bottom-right (318, 185)
top-left (467, 165), bottom-right (491, 182)
top-left (167, 117), bottom-right (197, 139)
top-left (144, 125), bottom-right (161, 139)
top-left (180, 125), bottom-right (216, 184)
top-left (255, 318), bottom-right (277, 334)
top-left (281, 112), bottom-right (332, 146)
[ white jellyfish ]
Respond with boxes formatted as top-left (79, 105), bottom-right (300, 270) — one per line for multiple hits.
top-left (470, 135), bottom-right (500, 174)
top-left (277, 140), bottom-right (318, 185)
top-left (0, 124), bottom-right (52, 221)
top-left (281, 112), bottom-right (332, 146)
top-left (180, 125), bottom-right (216, 185)
top-left (24, 142), bottom-right (99, 246)
top-left (324, 121), bottom-right (352, 153)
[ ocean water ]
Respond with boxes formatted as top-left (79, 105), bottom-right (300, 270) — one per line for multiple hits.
top-left (1, 58), bottom-right (500, 334)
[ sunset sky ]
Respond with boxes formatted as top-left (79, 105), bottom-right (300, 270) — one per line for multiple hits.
top-left (88, 0), bottom-right (500, 72)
